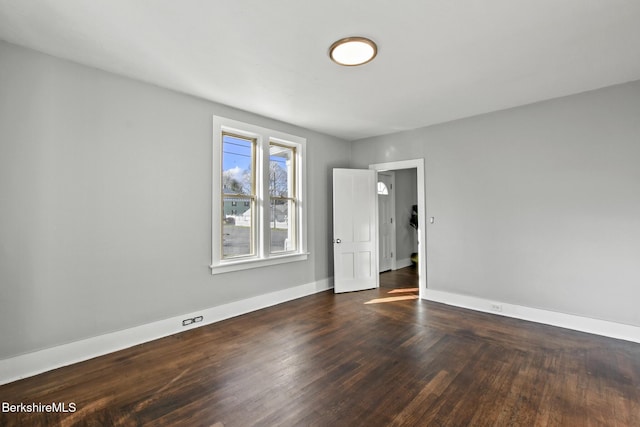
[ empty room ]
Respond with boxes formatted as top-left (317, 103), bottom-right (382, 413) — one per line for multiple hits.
top-left (1, 1), bottom-right (639, 426)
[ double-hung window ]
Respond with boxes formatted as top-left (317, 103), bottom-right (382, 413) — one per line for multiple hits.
top-left (211, 116), bottom-right (307, 274)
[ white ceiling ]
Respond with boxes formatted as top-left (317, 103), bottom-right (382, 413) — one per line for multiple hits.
top-left (1, 0), bottom-right (640, 141)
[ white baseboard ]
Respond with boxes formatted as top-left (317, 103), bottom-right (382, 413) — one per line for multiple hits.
top-left (423, 289), bottom-right (640, 344)
top-left (394, 258), bottom-right (413, 269)
top-left (0, 278), bottom-right (334, 385)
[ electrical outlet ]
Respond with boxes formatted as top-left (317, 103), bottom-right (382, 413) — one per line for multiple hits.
top-left (490, 303), bottom-right (503, 312)
top-left (193, 316), bottom-right (203, 323)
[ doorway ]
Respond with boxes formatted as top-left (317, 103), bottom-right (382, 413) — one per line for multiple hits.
top-left (370, 159), bottom-right (426, 299)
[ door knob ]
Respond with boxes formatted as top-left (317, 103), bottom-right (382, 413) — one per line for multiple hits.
top-left (335, 238), bottom-right (341, 244)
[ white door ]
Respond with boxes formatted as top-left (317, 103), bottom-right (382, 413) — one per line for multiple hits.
top-left (378, 172), bottom-right (394, 272)
top-left (333, 168), bottom-right (378, 293)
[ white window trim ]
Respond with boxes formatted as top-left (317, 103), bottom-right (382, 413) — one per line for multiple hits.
top-left (211, 116), bottom-right (308, 274)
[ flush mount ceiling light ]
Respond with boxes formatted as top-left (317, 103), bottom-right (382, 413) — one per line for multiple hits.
top-left (329, 37), bottom-right (377, 66)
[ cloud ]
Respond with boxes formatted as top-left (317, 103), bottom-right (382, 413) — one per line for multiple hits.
top-left (224, 166), bottom-right (244, 181)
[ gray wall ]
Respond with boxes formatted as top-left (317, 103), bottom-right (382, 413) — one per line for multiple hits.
top-left (0, 41), bottom-right (350, 359)
top-left (352, 80), bottom-right (640, 327)
top-left (394, 169), bottom-right (418, 262)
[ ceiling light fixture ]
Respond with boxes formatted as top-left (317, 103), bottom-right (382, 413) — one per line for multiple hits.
top-left (329, 37), bottom-right (377, 66)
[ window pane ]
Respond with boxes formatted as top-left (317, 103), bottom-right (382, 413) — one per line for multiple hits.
top-left (270, 199), bottom-right (296, 253)
top-left (377, 181), bottom-right (389, 195)
top-left (223, 134), bottom-right (253, 195)
top-left (223, 197), bottom-right (253, 258)
top-left (269, 144), bottom-right (294, 198)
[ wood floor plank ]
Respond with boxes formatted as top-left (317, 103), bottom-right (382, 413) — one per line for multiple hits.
top-left (1, 267), bottom-right (639, 426)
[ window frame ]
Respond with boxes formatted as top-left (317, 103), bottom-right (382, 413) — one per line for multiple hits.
top-left (211, 116), bottom-right (308, 274)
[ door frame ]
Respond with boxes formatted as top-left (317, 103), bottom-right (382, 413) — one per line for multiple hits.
top-left (377, 171), bottom-right (396, 273)
top-left (369, 159), bottom-right (426, 300)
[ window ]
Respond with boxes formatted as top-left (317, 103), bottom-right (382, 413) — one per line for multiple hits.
top-left (269, 143), bottom-right (296, 253)
top-left (377, 181), bottom-right (389, 195)
top-left (222, 133), bottom-right (255, 258)
top-left (211, 116), bottom-right (307, 274)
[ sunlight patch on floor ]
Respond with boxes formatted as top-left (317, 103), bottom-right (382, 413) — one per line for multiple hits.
top-left (364, 295), bottom-right (418, 304)
top-left (387, 288), bottom-right (419, 294)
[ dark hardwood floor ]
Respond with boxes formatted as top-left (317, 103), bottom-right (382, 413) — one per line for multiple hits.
top-left (1, 267), bottom-right (639, 426)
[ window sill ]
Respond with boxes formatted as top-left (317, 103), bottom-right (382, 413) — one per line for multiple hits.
top-left (210, 252), bottom-right (309, 275)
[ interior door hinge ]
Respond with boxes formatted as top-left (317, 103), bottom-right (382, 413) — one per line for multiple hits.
top-left (390, 218), bottom-right (393, 224)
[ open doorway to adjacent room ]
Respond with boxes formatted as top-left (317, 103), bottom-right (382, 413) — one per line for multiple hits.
top-left (370, 159), bottom-right (426, 299)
